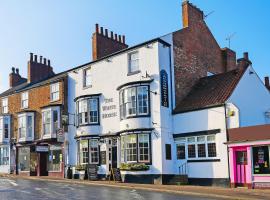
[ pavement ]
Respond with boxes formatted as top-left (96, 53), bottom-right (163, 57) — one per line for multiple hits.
top-left (1, 174), bottom-right (270, 200)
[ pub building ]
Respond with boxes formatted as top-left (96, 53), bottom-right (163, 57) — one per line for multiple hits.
top-left (227, 125), bottom-right (270, 189)
top-left (0, 54), bottom-right (68, 178)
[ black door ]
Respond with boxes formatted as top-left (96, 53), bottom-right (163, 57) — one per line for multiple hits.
top-left (112, 146), bottom-right (117, 168)
top-left (39, 153), bottom-right (48, 176)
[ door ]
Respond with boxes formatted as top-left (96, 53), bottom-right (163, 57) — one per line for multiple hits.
top-left (112, 146), bottom-right (117, 168)
top-left (30, 152), bottom-right (38, 176)
top-left (39, 153), bottom-right (48, 176)
top-left (236, 151), bottom-right (247, 186)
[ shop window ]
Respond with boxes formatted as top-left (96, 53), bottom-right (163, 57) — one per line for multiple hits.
top-left (76, 97), bottom-right (99, 126)
top-left (121, 133), bottom-right (151, 163)
top-left (78, 139), bottom-right (100, 165)
top-left (18, 147), bottom-right (30, 171)
top-left (253, 146), bottom-right (270, 174)
top-left (176, 144), bottom-right (186, 160)
top-left (90, 139), bottom-right (99, 164)
top-left (119, 85), bottom-right (149, 120)
top-left (0, 147), bottom-right (9, 166)
top-left (50, 82), bottom-right (60, 102)
top-left (48, 146), bottom-right (62, 171)
top-left (79, 140), bottom-right (89, 164)
top-left (1, 98), bottom-right (8, 114)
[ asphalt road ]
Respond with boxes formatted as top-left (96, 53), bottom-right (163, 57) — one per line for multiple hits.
top-left (0, 178), bottom-right (217, 200)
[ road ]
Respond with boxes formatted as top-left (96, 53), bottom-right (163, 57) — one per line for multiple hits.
top-left (0, 178), bottom-right (217, 200)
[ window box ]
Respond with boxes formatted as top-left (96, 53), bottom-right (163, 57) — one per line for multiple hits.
top-left (120, 163), bottom-right (150, 171)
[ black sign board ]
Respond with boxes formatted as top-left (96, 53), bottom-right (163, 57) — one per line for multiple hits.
top-left (109, 168), bottom-right (122, 182)
top-left (160, 69), bottom-right (169, 107)
top-left (87, 164), bottom-right (98, 181)
top-left (100, 151), bottom-right (106, 165)
top-left (253, 146), bottom-right (270, 174)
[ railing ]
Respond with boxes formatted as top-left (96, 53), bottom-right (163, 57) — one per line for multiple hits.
top-left (179, 162), bottom-right (188, 175)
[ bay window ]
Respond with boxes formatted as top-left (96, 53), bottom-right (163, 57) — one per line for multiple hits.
top-left (78, 139), bottom-right (99, 165)
top-left (121, 133), bottom-right (151, 163)
top-left (42, 107), bottom-right (60, 138)
top-left (0, 116), bottom-right (10, 141)
top-left (76, 97), bottom-right (99, 126)
top-left (18, 113), bottom-right (34, 142)
top-left (119, 85), bottom-right (149, 120)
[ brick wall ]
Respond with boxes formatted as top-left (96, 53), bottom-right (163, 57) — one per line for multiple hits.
top-left (173, 1), bottom-right (237, 104)
top-left (1, 77), bottom-right (67, 141)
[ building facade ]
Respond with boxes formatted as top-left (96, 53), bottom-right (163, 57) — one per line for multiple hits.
top-left (0, 54), bottom-right (68, 178)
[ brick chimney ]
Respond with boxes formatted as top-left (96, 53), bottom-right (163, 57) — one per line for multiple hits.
top-left (9, 67), bottom-right (27, 88)
top-left (265, 77), bottom-right (270, 91)
top-left (182, 0), bottom-right (204, 28)
top-left (27, 53), bottom-right (55, 83)
top-left (237, 52), bottom-right (252, 68)
top-left (221, 48), bottom-right (237, 72)
top-left (92, 24), bottom-right (128, 60)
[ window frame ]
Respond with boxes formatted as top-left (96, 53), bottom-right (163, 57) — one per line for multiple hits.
top-left (1, 98), bottom-right (8, 114)
top-left (121, 133), bottom-right (151, 164)
top-left (18, 113), bottom-right (34, 142)
top-left (83, 67), bottom-right (92, 88)
top-left (128, 51), bottom-right (140, 74)
top-left (0, 116), bottom-right (10, 142)
top-left (119, 85), bottom-right (150, 120)
top-left (76, 97), bottom-right (100, 126)
top-left (42, 106), bottom-right (61, 139)
top-left (77, 139), bottom-right (100, 165)
top-left (0, 146), bottom-right (9, 166)
top-left (50, 82), bottom-right (60, 102)
top-left (21, 92), bottom-right (29, 109)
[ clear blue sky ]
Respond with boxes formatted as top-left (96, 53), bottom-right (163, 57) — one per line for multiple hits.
top-left (0, 0), bottom-right (269, 92)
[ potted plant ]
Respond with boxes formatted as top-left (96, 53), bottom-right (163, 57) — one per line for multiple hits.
top-left (120, 163), bottom-right (150, 171)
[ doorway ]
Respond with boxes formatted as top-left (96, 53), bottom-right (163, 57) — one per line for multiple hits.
top-left (236, 151), bottom-right (247, 187)
top-left (39, 153), bottom-right (48, 176)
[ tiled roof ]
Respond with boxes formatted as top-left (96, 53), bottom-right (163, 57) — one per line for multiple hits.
top-left (173, 67), bottom-right (247, 114)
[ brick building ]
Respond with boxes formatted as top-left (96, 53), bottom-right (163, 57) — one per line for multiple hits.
top-left (0, 54), bottom-right (68, 177)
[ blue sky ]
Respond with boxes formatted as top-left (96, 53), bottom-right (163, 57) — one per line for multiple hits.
top-left (0, 0), bottom-right (269, 92)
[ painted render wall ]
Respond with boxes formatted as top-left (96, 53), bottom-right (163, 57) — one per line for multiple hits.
top-left (67, 41), bottom-right (170, 175)
top-left (173, 106), bottom-right (229, 179)
top-left (228, 66), bottom-right (270, 127)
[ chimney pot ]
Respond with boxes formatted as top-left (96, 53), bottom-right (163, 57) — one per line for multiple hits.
top-left (16, 68), bottom-right (19, 74)
top-left (114, 34), bottom-right (118, 40)
top-left (105, 29), bottom-right (108, 37)
top-left (122, 35), bottom-right (126, 44)
top-left (40, 56), bottom-right (43, 63)
top-left (34, 55), bottom-right (38, 62)
top-left (265, 77), bottom-right (270, 89)
top-left (95, 24), bottom-right (99, 33)
top-left (30, 53), bottom-right (33, 62)
top-left (48, 60), bottom-right (51, 66)
top-left (100, 27), bottom-right (104, 35)
top-left (12, 67), bottom-right (15, 73)
top-left (118, 35), bottom-right (122, 43)
top-left (110, 31), bottom-right (114, 39)
top-left (44, 58), bottom-right (47, 65)
top-left (243, 52), bottom-right (249, 60)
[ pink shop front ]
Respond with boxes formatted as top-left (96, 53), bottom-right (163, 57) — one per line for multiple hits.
top-left (227, 125), bottom-right (270, 189)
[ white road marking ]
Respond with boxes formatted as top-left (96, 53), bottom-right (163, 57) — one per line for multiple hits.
top-left (8, 180), bottom-right (18, 186)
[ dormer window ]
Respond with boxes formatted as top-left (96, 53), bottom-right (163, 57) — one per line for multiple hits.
top-left (128, 51), bottom-right (139, 74)
top-left (42, 106), bottom-right (60, 139)
top-left (50, 82), bottom-right (60, 102)
top-left (1, 98), bottom-right (8, 114)
top-left (21, 92), bottom-right (29, 109)
top-left (18, 113), bottom-right (34, 142)
top-left (0, 116), bottom-right (10, 142)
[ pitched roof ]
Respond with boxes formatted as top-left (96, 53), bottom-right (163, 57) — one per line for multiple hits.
top-left (0, 72), bottom-right (67, 98)
top-left (173, 67), bottom-right (247, 114)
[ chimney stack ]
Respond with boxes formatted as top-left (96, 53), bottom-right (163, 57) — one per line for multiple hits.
top-left (9, 67), bottom-right (27, 88)
top-left (265, 77), bottom-right (270, 91)
top-left (92, 23), bottom-right (128, 60)
top-left (27, 52), bottom-right (55, 83)
top-left (237, 52), bottom-right (252, 68)
top-left (182, 0), bottom-right (204, 28)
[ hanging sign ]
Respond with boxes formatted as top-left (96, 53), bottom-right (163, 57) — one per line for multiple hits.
top-left (160, 69), bottom-right (169, 107)
top-left (36, 146), bottom-right (49, 152)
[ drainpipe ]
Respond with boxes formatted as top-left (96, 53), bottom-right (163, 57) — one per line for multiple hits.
top-left (224, 103), bottom-right (231, 187)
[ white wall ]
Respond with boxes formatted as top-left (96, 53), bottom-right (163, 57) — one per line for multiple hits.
top-left (173, 106), bottom-right (229, 179)
top-left (228, 66), bottom-right (270, 127)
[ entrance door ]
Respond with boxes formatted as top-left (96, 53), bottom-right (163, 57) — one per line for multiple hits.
top-left (112, 146), bottom-right (117, 168)
top-left (236, 151), bottom-right (247, 186)
top-left (39, 153), bottom-right (48, 176)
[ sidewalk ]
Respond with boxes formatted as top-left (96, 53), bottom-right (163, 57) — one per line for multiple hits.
top-left (1, 174), bottom-right (270, 200)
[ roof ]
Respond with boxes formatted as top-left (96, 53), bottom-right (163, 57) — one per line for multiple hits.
top-left (173, 67), bottom-right (247, 114)
top-left (0, 72), bottom-right (67, 98)
top-left (227, 124), bottom-right (270, 144)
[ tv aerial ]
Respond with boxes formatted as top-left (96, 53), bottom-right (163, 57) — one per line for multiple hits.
top-left (226, 32), bottom-right (236, 48)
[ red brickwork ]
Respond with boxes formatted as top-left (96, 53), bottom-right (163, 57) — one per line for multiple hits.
top-left (9, 68), bottom-right (27, 88)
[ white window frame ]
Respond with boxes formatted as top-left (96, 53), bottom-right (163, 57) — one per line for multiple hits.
top-left (0, 116), bottom-right (10, 142)
top-left (138, 134), bottom-right (150, 163)
top-left (21, 92), bottom-right (29, 109)
top-left (76, 97), bottom-right (99, 126)
top-left (89, 139), bottom-right (99, 164)
top-left (42, 107), bottom-right (60, 139)
top-left (1, 98), bottom-right (8, 114)
top-left (50, 82), bottom-right (60, 102)
top-left (128, 51), bottom-right (139, 73)
top-left (0, 146), bottom-right (9, 166)
top-left (83, 67), bottom-right (92, 88)
top-left (18, 113), bottom-right (34, 142)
